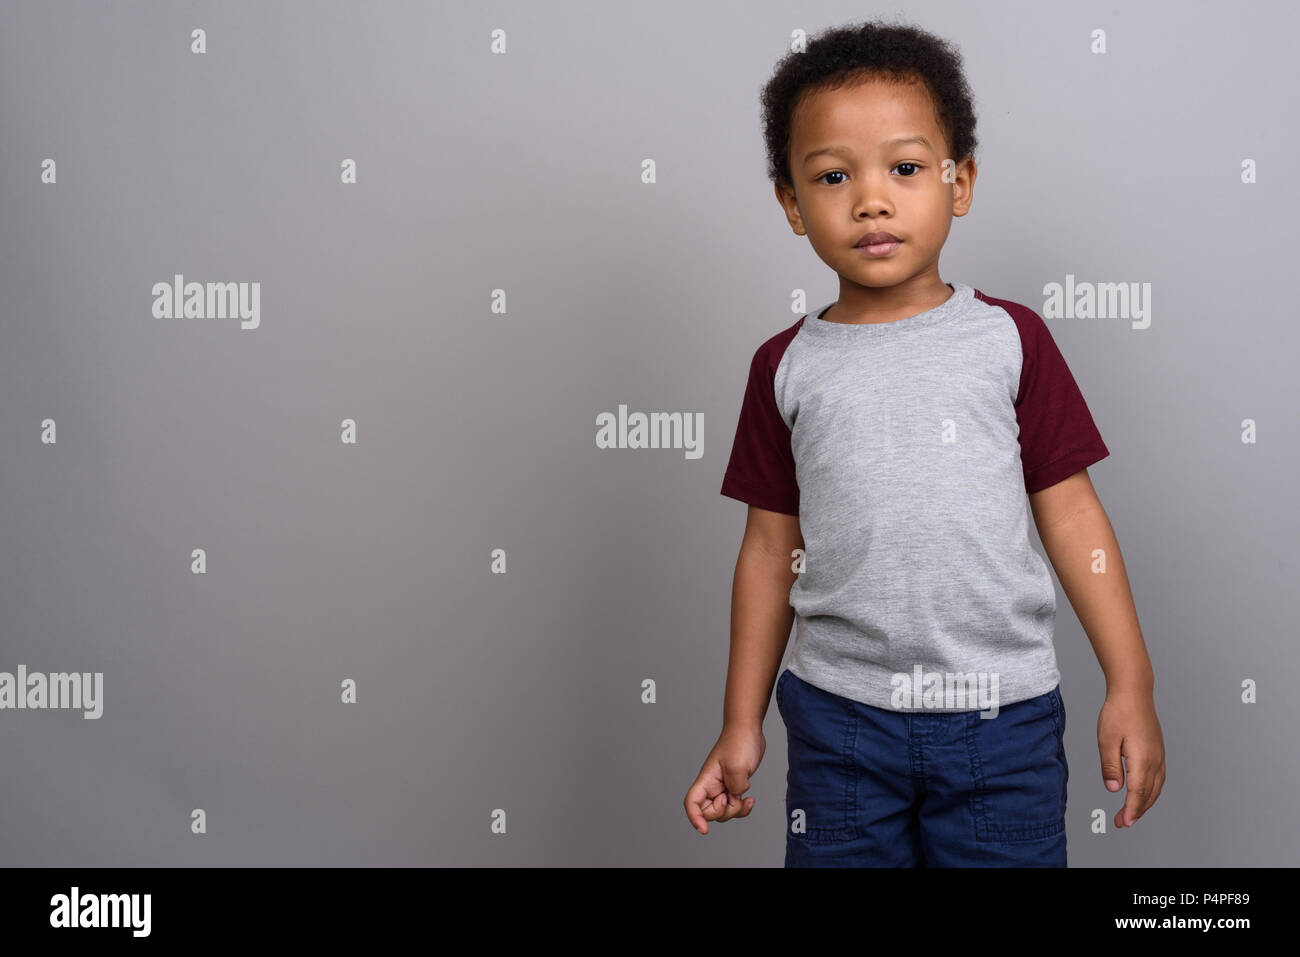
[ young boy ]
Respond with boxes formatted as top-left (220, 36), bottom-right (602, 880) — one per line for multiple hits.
top-left (683, 20), bottom-right (1165, 866)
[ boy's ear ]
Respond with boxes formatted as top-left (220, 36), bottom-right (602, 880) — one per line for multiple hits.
top-left (952, 158), bottom-right (977, 217)
top-left (774, 181), bottom-right (806, 235)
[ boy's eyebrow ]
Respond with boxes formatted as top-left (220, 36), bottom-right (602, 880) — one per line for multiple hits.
top-left (802, 135), bottom-right (936, 164)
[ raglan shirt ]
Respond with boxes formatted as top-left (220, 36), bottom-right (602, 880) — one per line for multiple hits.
top-left (720, 282), bottom-right (1109, 711)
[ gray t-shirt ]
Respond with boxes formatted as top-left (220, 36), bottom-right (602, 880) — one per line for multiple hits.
top-left (720, 282), bottom-right (1109, 712)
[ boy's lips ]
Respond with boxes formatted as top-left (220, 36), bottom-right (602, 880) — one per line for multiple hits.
top-left (855, 231), bottom-right (902, 246)
top-left (856, 234), bottom-right (902, 257)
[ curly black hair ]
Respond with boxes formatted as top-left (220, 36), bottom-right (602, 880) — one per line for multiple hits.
top-left (761, 18), bottom-right (979, 188)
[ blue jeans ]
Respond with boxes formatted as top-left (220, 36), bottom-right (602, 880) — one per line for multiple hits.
top-left (775, 668), bottom-right (1069, 867)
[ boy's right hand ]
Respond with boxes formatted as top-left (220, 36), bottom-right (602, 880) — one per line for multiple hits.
top-left (683, 723), bottom-right (766, 834)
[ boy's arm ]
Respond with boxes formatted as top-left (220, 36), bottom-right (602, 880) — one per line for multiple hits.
top-left (724, 506), bottom-right (802, 728)
top-left (1029, 468), bottom-right (1166, 827)
top-left (1028, 469), bottom-right (1152, 693)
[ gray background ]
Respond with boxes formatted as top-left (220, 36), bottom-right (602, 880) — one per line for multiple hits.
top-left (1, 0), bottom-right (1296, 866)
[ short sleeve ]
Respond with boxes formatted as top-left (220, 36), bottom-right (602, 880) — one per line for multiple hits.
top-left (1011, 304), bottom-right (1110, 494)
top-left (719, 332), bottom-right (800, 515)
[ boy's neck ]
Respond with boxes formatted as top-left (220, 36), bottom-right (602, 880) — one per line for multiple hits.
top-left (824, 279), bottom-right (955, 326)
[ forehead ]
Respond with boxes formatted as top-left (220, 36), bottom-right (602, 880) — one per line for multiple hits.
top-left (791, 77), bottom-right (942, 152)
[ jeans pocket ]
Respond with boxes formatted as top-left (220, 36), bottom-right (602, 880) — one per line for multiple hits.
top-left (783, 672), bottom-right (857, 844)
top-left (966, 688), bottom-right (1067, 844)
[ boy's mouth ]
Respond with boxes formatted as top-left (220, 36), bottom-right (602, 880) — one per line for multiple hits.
top-left (855, 232), bottom-right (902, 257)
top-left (855, 231), bottom-right (902, 247)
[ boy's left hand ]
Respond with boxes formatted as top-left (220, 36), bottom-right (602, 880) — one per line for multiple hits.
top-left (1097, 691), bottom-right (1166, 828)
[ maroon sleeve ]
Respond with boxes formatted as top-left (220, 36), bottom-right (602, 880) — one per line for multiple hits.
top-left (719, 324), bottom-right (801, 515)
top-left (979, 292), bottom-right (1110, 494)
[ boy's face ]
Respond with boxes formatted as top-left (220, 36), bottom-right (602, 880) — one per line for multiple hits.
top-left (775, 75), bottom-right (975, 301)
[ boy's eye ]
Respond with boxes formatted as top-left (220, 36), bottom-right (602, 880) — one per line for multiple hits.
top-left (816, 163), bottom-right (921, 185)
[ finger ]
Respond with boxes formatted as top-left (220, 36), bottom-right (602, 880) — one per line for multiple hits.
top-left (686, 801), bottom-right (709, 834)
top-left (723, 792), bottom-right (757, 822)
top-left (686, 781), bottom-right (726, 833)
top-left (1119, 759), bottom-right (1151, 827)
top-left (701, 792), bottom-right (727, 819)
top-left (692, 795), bottom-right (723, 835)
top-left (1099, 731), bottom-right (1124, 793)
top-left (684, 782), bottom-right (715, 833)
top-left (716, 792), bottom-right (746, 823)
top-left (1134, 756), bottom-right (1161, 821)
top-left (1150, 766), bottom-right (1166, 814)
top-left (1140, 764), bottom-right (1166, 817)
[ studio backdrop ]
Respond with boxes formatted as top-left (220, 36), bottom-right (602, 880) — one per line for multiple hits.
top-left (1, 0), bottom-right (1296, 866)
